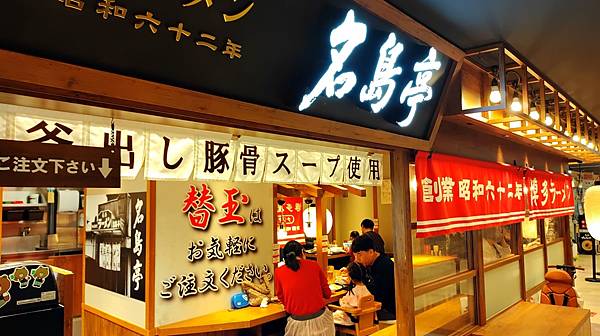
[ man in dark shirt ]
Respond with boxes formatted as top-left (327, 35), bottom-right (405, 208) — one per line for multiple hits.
top-left (361, 218), bottom-right (386, 255)
top-left (351, 234), bottom-right (396, 321)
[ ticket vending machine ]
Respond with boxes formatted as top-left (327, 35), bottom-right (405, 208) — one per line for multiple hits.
top-left (0, 261), bottom-right (63, 335)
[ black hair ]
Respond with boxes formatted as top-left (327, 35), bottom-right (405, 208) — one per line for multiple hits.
top-left (349, 231), bottom-right (360, 240)
top-left (360, 218), bottom-right (375, 230)
top-left (346, 262), bottom-right (364, 283)
top-left (282, 240), bottom-right (303, 271)
top-left (351, 234), bottom-right (374, 253)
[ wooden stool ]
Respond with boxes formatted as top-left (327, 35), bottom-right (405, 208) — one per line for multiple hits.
top-left (328, 295), bottom-right (382, 336)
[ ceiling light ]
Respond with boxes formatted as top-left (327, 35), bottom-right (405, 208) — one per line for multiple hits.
top-left (510, 97), bottom-right (522, 112)
top-left (489, 78), bottom-right (502, 104)
top-left (582, 138), bottom-right (588, 145)
top-left (564, 130), bottom-right (570, 137)
top-left (545, 115), bottom-right (553, 126)
top-left (529, 105), bottom-right (540, 120)
top-left (588, 142), bottom-right (594, 149)
top-left (527, 129), bottom-right (536, 135)
top-left (509, 121), bottom-right (522, 129)
top-left (573, 134), bottom-right (580, 142)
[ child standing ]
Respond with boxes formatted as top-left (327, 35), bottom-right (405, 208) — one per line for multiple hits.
top-left (332, 262), bottom-right (372, 326)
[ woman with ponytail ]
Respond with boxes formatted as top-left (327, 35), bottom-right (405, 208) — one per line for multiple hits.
top-left (275, 240), bottom-right (334, 336)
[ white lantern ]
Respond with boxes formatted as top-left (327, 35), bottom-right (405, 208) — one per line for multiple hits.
top-left (303, 207), bottom-right (333, 238)
top-left (584, 185), bottom-right (600, 240)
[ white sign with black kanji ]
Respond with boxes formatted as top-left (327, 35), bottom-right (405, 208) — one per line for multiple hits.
top-left (146, 132), bottom-right (195, 181)
top-left (15, 115), bottom-right (84, 145)
top-left (195, 132), bottom-right (237, 181)
top-left (295, 150), bottom-right (322, 184)
top-left (233, 142), bottom-right (266, 182)
top-left (90, 125), bottom-right (146, 180)
top-left (320, 153), bottom-right (346, 184)
top-left (264, 147), bottom-right (297, 183)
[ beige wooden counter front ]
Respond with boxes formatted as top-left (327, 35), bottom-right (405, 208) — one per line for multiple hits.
top-left (472, 302), bottom-right (591, 336)
top-left (156, 290), bottom-right (347, 335)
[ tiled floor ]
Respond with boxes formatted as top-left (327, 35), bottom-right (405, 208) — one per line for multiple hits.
top-left (574, 254), bottom-right (600, 335)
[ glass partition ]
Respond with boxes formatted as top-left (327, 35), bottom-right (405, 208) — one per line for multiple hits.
top-left (415, 280), bottom-right (475, 336)
top-left (522, 218), bottom-right (541, 250)
top-left (412, 231), bottom-right (470, 286)
top-left (547, 241), bottom-right (565, 266)
top-left (482, 224), bottom-right (518, 265)
top-left (485, 261), bottom-right (521, 319)
top-left (524, 248), bottom-right (545, 290)
top-left (544, 217), bottom-right (564, 243)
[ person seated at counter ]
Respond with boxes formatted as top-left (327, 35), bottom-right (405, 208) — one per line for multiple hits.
top-left (360, 219), bottom-right (386, 255)
top-left (275, 240), bottom-right (335, 336)
top-left (483, 226), bottom-right (513, 264)
top-left (332, 262), bottom-right (373, 326)
top-left (351, 235), bottom-right (396, 322)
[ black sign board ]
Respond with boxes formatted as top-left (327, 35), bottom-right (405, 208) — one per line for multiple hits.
top-left (0, 139), bottom-right (120, 188)
top-left (0, 0), bottom-right (454, 140)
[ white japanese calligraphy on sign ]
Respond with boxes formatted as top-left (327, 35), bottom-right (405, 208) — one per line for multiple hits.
top-left (299, 9), bottom-right (367, 111)
top-left (233, 142), bottom-right (266, 182)
top-left (398, 48), bottom-right (442, 127)
top-left (265, 147), bottom-right (297, 183)
top-left (195, 133), bottom-right (237, 181)
top-left (90, 125), bottom-right (146, 179)
top-left (320, 153), bottom-right (345, 184)
top-left (295, 151), bottom-right (322, 184)
top-left (146, 132), bottom-right (195, 181)
top-left (360, 33), bottom-right (403, 113)
top-left (15, 116), bottom-right (83, 145)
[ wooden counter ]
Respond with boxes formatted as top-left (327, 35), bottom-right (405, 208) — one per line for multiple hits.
top-left (372, 295), bottom-right (473, 336)
top-left (472, 302), bottom-right (591, 336)
top-left (156, 290), bottom-right (347, 336)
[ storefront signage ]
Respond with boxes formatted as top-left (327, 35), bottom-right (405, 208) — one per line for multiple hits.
top-left (86, 191), bottom-right (146, 302)
top-left (276, 197), bottom-right (305, 245)
top-left (0, 139), bottom-right (120, 188)
top-left (416, 152), bottom-right (526, 238)
top-left (0, 1), bottom-right (454, 140)
top-left (1, 113), bottom-right (384, 185)
top-left (526, 169), bottom-right (574, 220)
top-left (159, 183), bottom-right (270, 301)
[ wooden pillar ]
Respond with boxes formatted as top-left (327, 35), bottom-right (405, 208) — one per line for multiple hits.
top-left (520, 65), bottom-right (529, 116)
top-left (145, 180), bottom-right (156, 332)
top-left (566, 103), bottom-right (572, 135)
top-left (391, 149), bottom-right (415, 336)
top-left (473, 230), bottom-right (486, 325)
top-left (539, 80), bottom-right (546, 125)
top-left (516, 222), bottom-right (526, 300)
top-left (553, 93), bottom-right (560, 130)
top-left (539, 219), bottom-right (548, 272)
top-left (563, 216), bottom-right (574, 265)
top-left (315, 196), bottom-right (327, 273)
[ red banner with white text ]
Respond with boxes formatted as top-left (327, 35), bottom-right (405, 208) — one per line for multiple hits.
top-left (526, 169), bottom-right (574, 219)
top-left (416, 152), bottom-right (526, 238)
top-left (276, 197), bottom-right (305, 245)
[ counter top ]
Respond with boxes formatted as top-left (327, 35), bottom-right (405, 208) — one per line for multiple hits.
top-left (156, 290), bottom-right (347, 335)
top-left (2, 246), bottom-right (82, 258)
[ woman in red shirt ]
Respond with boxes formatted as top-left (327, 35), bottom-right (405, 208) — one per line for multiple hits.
top-left (275, 240), bottom-right (334, 336)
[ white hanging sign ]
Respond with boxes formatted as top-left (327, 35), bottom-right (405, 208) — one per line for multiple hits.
top-left (365, 154), bottom-right (384, 186)
top-left (233, 142), bottom-right (266, 182)
top-left (15, 115), bottom-right (83, 145)
top-left (320, 153), bottom-right (345, 184)
top-left (344, 154), bottom-right (367, 185)
top-left (89, 125), bottom-right (146, 180)
top-left (195, 133), bottom-right (237, 181)
top-left (295, 150), bottom-right (322, 184)
top-left (0, 113), bottom-right (6, 139)
top-left (265, 147), bottom-right (297, 183)
top-left (145, 132), bottom-right (195, 181)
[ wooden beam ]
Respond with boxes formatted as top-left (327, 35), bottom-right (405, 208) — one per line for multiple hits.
top-left (290, 184), bottom-right (323, 198)
top-left (343, 185), bottom-right (367, 197)
top-left (276, 184), bottom-right (301, 198)
top-left (319, 184), bottom-right (348, 197)
top-left (391, 149), bottom-right (415, 335)
top-left (554, 93), bottom-right (560, 131)
top-left (539, 79), bottom-right (547, 128)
